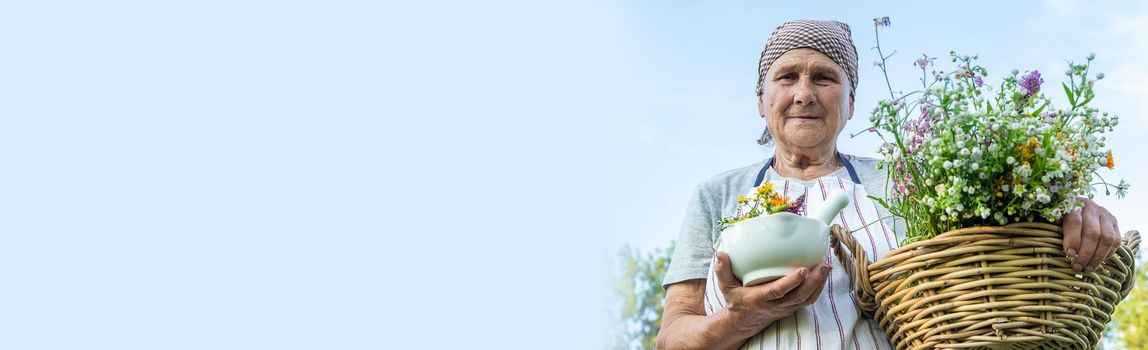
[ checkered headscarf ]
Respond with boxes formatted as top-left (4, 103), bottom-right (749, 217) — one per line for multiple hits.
top-left (755, 20), bottom-right (858, 145)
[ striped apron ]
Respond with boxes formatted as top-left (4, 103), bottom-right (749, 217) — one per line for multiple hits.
top-left (705, 154), bottom-right (902, 350)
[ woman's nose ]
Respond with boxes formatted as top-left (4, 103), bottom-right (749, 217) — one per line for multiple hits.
top-left (793, 79), bottom-right (816, 106)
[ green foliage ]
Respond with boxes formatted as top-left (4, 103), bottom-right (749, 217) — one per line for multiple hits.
top-left (1111, 255), bottom-right (1148, 349)
top-left (609, 242), bottom-right (674, 350)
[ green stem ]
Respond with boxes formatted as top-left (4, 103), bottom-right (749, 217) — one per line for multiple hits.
top-left (874, 25), bottom-right (896, 101)
top-left (848, 214), bottom-right (899, 234)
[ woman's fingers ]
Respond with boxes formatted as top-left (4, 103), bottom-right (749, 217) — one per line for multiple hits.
top-left (755, 268), bottom-right (809, 303)
top-left (1074, 204), bottom-right (1102, 272)
top-left (1061, 208), bottom-right (1083, 261)
top-left (771, 262), bottom-right (832, 307)
top-left (1105, 216), bottom-right (1121, 264)
top-left (714, 251), bottom-right (743, 293)
top-left (1085, 213), bottom-right (1120, 272)
top-left (716, 251), bottom-right (808, 306)
top-left (793, 262), bottom-right (832, 306)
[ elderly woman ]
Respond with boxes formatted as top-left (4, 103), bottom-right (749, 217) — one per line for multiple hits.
top-left (656, 20), bottom-right (1121, 350)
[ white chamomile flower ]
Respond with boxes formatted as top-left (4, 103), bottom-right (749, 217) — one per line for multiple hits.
top-left (1036, 193), bottom-right (1051, 204)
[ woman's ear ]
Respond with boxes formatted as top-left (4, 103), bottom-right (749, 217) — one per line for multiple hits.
top-left (848, 96), bottom-right (855, 120)
top-left (757, 95), bottom-right (766, 118)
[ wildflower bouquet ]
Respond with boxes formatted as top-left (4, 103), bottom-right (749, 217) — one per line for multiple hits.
top-left (867, 45), bottom-right (1128, 244)
top-left (716, 182), bottom-right (806, 231)
top-left (825, 18), bottom-right (1141, 350)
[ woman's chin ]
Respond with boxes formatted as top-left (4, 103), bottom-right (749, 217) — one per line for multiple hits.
top-left (779, 130), bottom-right (831, 147)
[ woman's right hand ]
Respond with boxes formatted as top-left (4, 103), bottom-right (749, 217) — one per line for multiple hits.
top-left (713, 250), bottom-right (832, 331)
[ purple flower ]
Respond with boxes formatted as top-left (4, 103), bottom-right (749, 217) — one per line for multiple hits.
top-left (920, 104), bottom-right (933, 121)
top-left (892, 164), bottom-right (916, 196)
top-left (874, 16), bottom-right (891, 27)
top-left (974, 76), bottom-right (984, 87)
top-left (786, 194), bottom-right (807, 216)
top-left (1020, 70), bottom-right (1044, 96)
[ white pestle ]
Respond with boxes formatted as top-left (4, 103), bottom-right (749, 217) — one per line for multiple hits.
top-left (810, 189), bottom-right (851, 225)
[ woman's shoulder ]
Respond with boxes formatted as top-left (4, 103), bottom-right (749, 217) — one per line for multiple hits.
top-left (694, 160), bottom-right (766, 195)
top-left (844, 153), bottom-right (890, 192)
top-left (844, 153), bottom-right (881, 170)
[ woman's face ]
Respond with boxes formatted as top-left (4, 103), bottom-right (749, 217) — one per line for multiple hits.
top-left (758, 48), bottom-right (853, 150)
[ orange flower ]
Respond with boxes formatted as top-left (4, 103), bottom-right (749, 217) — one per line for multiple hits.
top-left (1106, 152), bottom-right (1115, 169)
top-left (770, 195), bottom-right (786, 207)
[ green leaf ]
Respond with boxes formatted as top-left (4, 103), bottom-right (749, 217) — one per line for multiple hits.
top-left (1033, 100), bottom-right (1049, 117)
top-left (1080, 94), bottom-right (1094, 107)
top-left (867, 194), bottom-right (893, 211)
top-left (1063, 82), bottom-right (1076, 107)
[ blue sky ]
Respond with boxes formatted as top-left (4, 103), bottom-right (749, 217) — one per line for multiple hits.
top-left (1, 0), bottom-right (1145, 349)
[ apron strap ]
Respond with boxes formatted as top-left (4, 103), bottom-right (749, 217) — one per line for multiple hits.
top-left (754, 152), bottom-right (862, 187)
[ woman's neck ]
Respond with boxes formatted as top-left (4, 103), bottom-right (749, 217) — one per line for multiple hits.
top-left (773, 146), bottom-right (842, 181)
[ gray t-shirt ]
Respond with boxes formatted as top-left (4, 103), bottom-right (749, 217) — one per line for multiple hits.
top-left (662, 153), bottom-right (905, 289)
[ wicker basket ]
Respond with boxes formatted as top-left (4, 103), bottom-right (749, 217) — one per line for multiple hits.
top-left (830, 222), bottom-right (1141, 350)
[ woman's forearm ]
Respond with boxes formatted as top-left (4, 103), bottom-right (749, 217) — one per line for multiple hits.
top-left (656, 308), bottom-right (770, 350)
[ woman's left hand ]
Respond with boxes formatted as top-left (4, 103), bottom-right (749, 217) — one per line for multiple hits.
top-left (1061, 197), bottom-right (1121, 272)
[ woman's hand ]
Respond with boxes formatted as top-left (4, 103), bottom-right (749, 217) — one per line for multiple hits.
top-left (657, 250), bottom-right (833, 350)
top-left (1061, 197), bottom-right (1121, 272)
top-left (713, 251), bottom-right (832, 331)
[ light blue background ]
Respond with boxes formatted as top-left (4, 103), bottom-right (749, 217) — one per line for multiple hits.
top-left (1, 0), bottom-right (1144, 349)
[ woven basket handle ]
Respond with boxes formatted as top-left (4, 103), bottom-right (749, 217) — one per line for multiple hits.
top-left (1119, 230), bottom-right (1141, 297)
top-left (1123, 230), bottom-right (1141, 256)
top-left (830, 224), bottom-right (879, 315)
